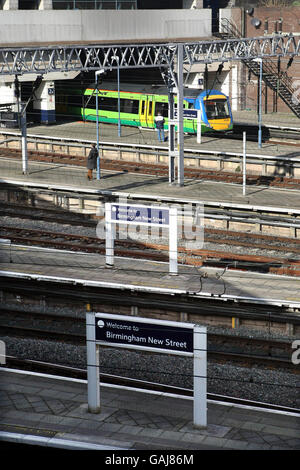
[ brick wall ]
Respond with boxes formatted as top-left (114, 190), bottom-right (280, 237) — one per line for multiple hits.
top-left (223, 6), bottom-right (300, 114)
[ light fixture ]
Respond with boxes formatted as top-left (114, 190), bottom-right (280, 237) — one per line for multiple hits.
top-left (251, 18), bottom-right (261, 28)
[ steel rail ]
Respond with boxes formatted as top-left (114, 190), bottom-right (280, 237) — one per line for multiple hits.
top-left (1, 325), bottom-right (295, 371)
top-left (2, 129), bottom-right (300, 172)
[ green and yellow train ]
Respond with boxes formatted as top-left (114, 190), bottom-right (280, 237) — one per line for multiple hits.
top-left (56, 82), bottom-right (233, 134)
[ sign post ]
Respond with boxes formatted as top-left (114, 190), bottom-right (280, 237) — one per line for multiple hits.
top-left (197, 109), bottom-right (202, 144)
top-left (86, 312), bottom-right (207, 428)
top-left (105, 202), bottom-right (178, 274)
top-left (86, 307), bottom-right (100, 413)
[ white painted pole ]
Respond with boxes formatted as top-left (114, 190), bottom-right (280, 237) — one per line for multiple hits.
top-left (169, 207), bottom-right (178, 275)
top-left (197, 109), bottom-right (202, 144)
top-left (105, 202), bottom-right (114, 266)
top-left (193, 325), bottom-right (207, 428)
top-left (243, 131), bottom-right (246, 196)
top-left (21, 111), bottom-right (28, 175)
top-left (86, 309), bottom-right (100, 413)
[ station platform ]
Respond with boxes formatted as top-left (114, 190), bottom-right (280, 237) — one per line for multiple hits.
top-left (1, 243), bottom-right (300, 309)
top-left (2, 112), bottom-right (300, 161)
top-left (1, 368), bottom-right (299, 451)
top-left (1, 155), bottom-right (300, 213)
top-left (233, 110), bottom-right (300, 131)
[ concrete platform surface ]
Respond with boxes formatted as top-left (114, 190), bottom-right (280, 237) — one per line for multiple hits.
top-left (0, 369), bottom-right (299, 451)
top-left (1, 244), bottom-right (300, 308)
top-left (1, 157), bottom-right (300, 213)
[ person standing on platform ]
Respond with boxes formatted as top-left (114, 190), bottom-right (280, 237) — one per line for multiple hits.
top-left (86, 143), bottom-right (98, 180)
top-left (154, 112), bottom-right (165, 142)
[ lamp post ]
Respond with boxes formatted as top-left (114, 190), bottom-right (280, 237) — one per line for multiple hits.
top-left (253, 58), bottom-right (263, 149)
top-left (95, 69), bottom-right (105, 180)
top-left (112, 55), bottom-right (121, 138)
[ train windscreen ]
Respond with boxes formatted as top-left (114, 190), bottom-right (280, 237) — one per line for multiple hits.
top-left (204, 99), bottom-right (230, 119)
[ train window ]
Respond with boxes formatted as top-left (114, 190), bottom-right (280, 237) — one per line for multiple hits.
top-left (85, 95), bottom-right (96, 109)
top-left (204, 99), bottom-right (230, 119)
top-left (141, 100), bottom-right (146, 115)
top-left (85, 94), bottom-right (118, 112)
top-left (120, 99), bottom-right (139, 114)
top-left (99, 96), bottom-right (118, 112)
top-left (154, 102), bottom-right (168, 118)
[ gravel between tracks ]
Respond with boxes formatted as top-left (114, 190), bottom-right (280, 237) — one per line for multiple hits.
top-left (2, 215), bottom-right (300, 260)
top-left (2, 336), bottom-right (300, 410)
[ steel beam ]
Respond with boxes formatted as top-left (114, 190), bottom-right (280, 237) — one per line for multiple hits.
top-left (1, 35), bottom-right (299, 76)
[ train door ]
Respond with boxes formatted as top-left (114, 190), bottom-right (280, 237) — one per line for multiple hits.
top-left (147, 96), bottom-right (154, 128)
top-left (139, 95), bottom-right (148, 127)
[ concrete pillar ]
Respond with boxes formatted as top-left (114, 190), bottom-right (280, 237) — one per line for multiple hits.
top-left (286, 322), bottom-right (294, 336)
top-left (38, 0), bottom-right (52, 9)
top-left (131, 306), bottom-right (138, 316)
top-left (33, 80), bottom-right (56, 124)
top-left (1, 0), bottom-right (18, 9)
top-left (0, 83), bottom-right (17, 112)
top-left (182, 0), bottom-right (203, 8)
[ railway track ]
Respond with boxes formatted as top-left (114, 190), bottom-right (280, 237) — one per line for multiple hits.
top-left (1, 223), bottom-right (300, 276)
top-left (0, 308), bottom-right (296, 372)
top-left (2, 147), bottom-right (300, 190)
top-left (1, 323), bottom-right (296, 371)
top-left (3, 357), bottom-right (299, 415)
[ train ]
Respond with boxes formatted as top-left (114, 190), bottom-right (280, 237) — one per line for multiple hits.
top-left (56, 82), bottom-right (233, 134)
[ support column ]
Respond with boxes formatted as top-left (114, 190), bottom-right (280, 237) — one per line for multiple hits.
top-left (177, 43), bottom-right (184, 187)
top-left (168, 86), bottom-right (176, 184)
top-left (38, 0), bottom-right (53, 8)
top-left (1, 0), bottom-right (18, 9)
top-left (0, 83), bottom-right (17, 111)
top-left (86, 309), bottom-right (100, 414)
top-left (33, 80), bottom-right (56, 124)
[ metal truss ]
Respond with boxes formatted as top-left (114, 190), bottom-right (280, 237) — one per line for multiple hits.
top-left (1, 34), bottom-right (300, 77)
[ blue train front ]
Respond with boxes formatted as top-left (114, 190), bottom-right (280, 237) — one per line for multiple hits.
top-left (185, 89), bottom-right (233, 133)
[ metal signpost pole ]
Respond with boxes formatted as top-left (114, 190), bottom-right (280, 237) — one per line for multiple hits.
top-left (20, 106), bottom-right (28, 175)
top-left (253, 58), bottom-right (263, 149)
top-left (117, 61), bottom-right (121, 138)
top-left (168, 87), bottom-right (176, 184)
top-left (95, 74), bottom-right (100, 180)
top-left (259, 58), bottom-right (263, 149)
top-left (177, 43), bottom-right (184, 187)
top-left (112, 56), bottom-right (121, 137)
top-left (197, 108), bottom-right (202, 144)
top-left (105, 202), bottom-right (114, 266)
top-left (95, 69), bottom-right (105, 180)
top-left (169, 207), bottom-right (178, 275)
top-left (193, 325), bottom-right (207, 428)
top-left (86, 308), bottom-right (100, 413)
top-left (243, 131), bottom-right (246, 196)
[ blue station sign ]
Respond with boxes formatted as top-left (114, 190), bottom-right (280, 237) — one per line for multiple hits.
top-left (174, 109), bottom-right (198, 119)
top-left (95, 314), bottom-right (194, 355)
top-left (111, 204), bottom-right (169, 226)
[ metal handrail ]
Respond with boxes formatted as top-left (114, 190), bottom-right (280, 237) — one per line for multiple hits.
top-left (220, 18), bottom-right (300, 114)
